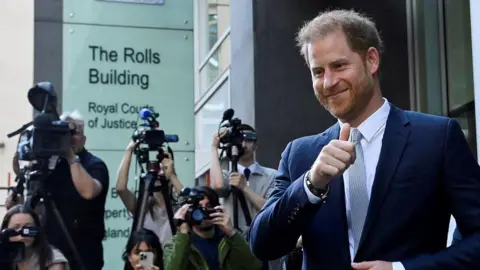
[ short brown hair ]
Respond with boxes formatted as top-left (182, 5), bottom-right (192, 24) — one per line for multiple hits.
top-left (296, 9), bottom-right (384, 62)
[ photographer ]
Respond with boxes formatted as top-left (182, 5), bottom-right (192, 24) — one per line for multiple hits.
top-left (5, 110), bottom-right (110, 270)
top-left (210, 126), bottom-right (280, 268)
top-left (116, 140), bottom-right (184, 246)
top-left (163, 186), bottom-right (261, 270)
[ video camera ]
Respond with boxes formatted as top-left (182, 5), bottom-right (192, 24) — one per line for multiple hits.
top-left (218, 108), bottom-right (255, 159)
top-left (0, 226), bottom-right (39, 263)
top-left (178, 187), bottom-right (219, 226)
top-left (9, 82), bottom-right (75, 162)
top-left (131, 108), bottom-right (178, 163)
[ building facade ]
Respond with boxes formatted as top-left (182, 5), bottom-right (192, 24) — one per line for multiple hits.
top-left (1, 0), bottom-right (194, 268)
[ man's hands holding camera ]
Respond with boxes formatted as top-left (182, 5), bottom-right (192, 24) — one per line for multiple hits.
top-left (310, 124), bottom-right (355, 189)
top-left (173, 204), bottom-right (235, 237)
top-left (211, 129), bottom-right (228, 150)
top-left (209, 205), bottom-right (234, 236)
top-left (174, 204), bottom-right (191, 234)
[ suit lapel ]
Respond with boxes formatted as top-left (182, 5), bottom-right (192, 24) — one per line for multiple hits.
top-left (357, 105), bottom-right (411, 254)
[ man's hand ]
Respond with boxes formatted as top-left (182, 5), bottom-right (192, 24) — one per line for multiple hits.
top-left (210, 206), bottom-right (234, 236)
top-left (310, 123), bottom-right (355, 188)
top-left (161, 153), bottom-right (176, 179)
top-left (351, 261), bottom-right (393, 270)
top-left (5, 193), bottom-right (24, 210)
top-left (211, 129), bottom-right (228, 150)
top-left (229, 172), bottom-right (247, 190)
top-left (174, 204), bottom-right (191, 233)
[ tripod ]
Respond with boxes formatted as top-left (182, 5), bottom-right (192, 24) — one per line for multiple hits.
top-left (23, 158), bottom-right (86, 270)
top-left (229, 145), bottom-right (252, 231)
top-left (131, 148), bottom-right (176, 236)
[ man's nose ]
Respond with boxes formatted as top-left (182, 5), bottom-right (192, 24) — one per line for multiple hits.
top-left (323, 70), bottom-right (338, 90)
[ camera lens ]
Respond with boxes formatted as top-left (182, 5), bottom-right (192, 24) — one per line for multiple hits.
top-left (190, 208), bottom-right (208, 224)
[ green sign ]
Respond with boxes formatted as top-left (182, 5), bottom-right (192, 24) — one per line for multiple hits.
top-left (64, 0), bottom-right (192, 30)
top-left (63, 24), bottom-right (194, 151)
top-left (62, 23), bottom-right (194, 269)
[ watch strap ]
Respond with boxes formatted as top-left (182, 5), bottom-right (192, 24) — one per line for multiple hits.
top-left (69, 155), bottom-right (81, 165)
top-left (305, 170), bottom-right (330, 200)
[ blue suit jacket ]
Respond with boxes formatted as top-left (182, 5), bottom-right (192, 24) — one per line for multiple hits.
top-left (248, 105), bottom-right (480, 269)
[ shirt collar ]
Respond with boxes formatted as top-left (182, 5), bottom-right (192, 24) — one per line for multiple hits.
top-left (338, 98), bottom-right (390, 142)
top-left (238, 162), bottom-right (262, 175)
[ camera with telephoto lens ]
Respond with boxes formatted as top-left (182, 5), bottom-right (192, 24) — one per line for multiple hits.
top-left (178, 188), bottom-right (219, 226)
top-left (12, 82), bottom-right (75, 162)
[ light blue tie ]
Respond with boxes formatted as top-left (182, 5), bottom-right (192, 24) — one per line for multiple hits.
top-left (348, 128), bottom-right (369, 255)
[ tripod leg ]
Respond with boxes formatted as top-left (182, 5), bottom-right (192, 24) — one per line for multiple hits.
top-left (232, 189), bottom-right (240, 230)
top-left (160, 181), bottom-right (176, 235)
top-left (237, 191), bottom-right (252, 226)
top-left (46, 198), bottom-right (86, 270)
top-left (134, 174), bottom-right (154, 232)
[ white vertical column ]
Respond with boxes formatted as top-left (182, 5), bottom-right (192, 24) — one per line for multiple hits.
top-left (471, 0), bottom-right (480, 161)
top-left (0, 0), bottom-right (34, 220)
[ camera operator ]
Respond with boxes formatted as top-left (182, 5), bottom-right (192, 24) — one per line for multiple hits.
top-left (210, 125), bottom-right (280, 269)
top-left (116, 140), bottom-right (184, 246)
top-left (5, 110), bottom-right (110, 270)
top-left (163, 186), bottom-right (261, 270)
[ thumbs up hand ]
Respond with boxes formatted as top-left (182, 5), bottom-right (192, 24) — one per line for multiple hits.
top-left (310, 123), bottom-right (356, 189)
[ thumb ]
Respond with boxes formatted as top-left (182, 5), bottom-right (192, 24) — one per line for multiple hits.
top-left (339, 123), bottom-right (351, 141)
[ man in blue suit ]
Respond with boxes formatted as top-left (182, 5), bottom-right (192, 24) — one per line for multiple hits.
top-left (248, 9), bottom-right (480, 270)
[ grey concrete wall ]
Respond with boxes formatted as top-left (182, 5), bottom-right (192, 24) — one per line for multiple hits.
top-left (34, 0), bottom-right (63, 112)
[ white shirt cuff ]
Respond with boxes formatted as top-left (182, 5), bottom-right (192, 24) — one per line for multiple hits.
top-left (392, 262), bottom-right (405, 270)
top-left (303, 177), bottom-right (322, 204)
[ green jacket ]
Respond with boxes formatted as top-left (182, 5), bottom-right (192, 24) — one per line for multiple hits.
top-left (163, 231), bottom-right (262, 270)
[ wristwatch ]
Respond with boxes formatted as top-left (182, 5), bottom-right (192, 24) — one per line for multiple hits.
top-left (69, 155), bottom-right (81, 165)
top-left (305, 170), bottom-right (330, 200)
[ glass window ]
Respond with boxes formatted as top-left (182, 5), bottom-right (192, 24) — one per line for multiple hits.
top-left (444, 0), bottom-right (476, 157)
top-left (198, 0), bottom-right (230, 61)
top-left (410, 0), bottom-right (445, 115)
top-left (195, 78), bottom-right (229, 172)
top-left (444, 0), bottom-right (474, 111)
top-left (196, 0), bottom-right (230, 101)
top-left (410, 0), bottom-right (476, 157)
top-left (199, 35), bottom-right (231, 96)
